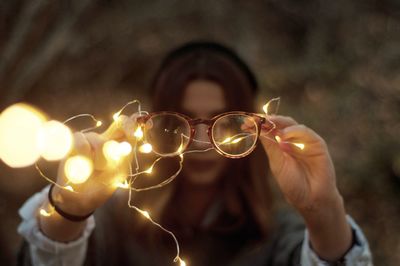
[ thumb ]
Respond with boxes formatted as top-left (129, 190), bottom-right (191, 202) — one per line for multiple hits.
top-left (259, 132), bottom-right (286, 176)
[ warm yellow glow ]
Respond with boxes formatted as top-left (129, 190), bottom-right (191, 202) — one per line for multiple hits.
top-left (293, 142), bottom-right (305, 150)
top-left (0, 103), bottom-right (46, 167)
top-left (145, 165), bottom-right (153, 174)
top-left (221, 136), bottom-right (232, 144)
top-left (262, 102), bottom-right (270, 114)
top-left (179, 259), bottom-right (186, 266)
top-left (96, 120), bottom-right (102, 127)
top-left (103, 140), bottom-right (122, 161)
top-left (113, 112), bottom-right (121, 121)
top-left (103, 140), bottom-right (132, 162)
top-left (115, 180), bottom-right (129, 189)
top-left (231, 136), bottom-right (245, 144)
top-left (64, 185), bottom-right (74, 192)
top-left (119, 141), bottom-right (132, 156)
top-left (38, 120), bottom-right (73, 161)
top-left (140, 210), bottom-right (150, 219)
top-left (64, 155), bottom-right (93, 184)
top-left (275, 135), bottom-right (305, 150)
top-left (39, 208), bottom-right (52, 217)
top-left (134, 126), bottom-right (143, 140)
top-left (139, 143), bottom-right (153, 154)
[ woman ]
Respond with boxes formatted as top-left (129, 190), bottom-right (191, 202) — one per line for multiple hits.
top-left (18, 41), bottom-right (372, 265)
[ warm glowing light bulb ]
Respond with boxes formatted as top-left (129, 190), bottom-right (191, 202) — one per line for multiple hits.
top-left (96, 120), bottom-right (102, 127)
top-left (180, 259), bottom-right (186, 266)
top-left (262, 103), bottom-right (269, 114)
top-left (134, 126), bottom-right (143, 140)
top-left (115, 180), bottom-right (130, 189)
top-left (64, 155), bottom-right (93, 184)
top-left (38, 120), bottom-right (73, 161)
top-left (64, 185), bottom-right (74, 192)
top-left (113, 112), bottom-right (121, 121)
top-left (39, 208), bottom-right (52, 217)
top-left (0, 103), bottom-right (46, 167)
top-left (103, 140), bottom-right (132, 162)
top-left (145, 165), bottom-right (153, 174)
top-left (139, 143), bottom-right (152, 153)
top-left (119, 141), bottom-right (132, 156)
top-left (275, 135), bottom-right (305, 150)
top-left (221, 136), bottom-right (232, 145)
top-left (140, 210), bottom-right (150, 219)
top-left (103, 140), bottom-right (122, 161)
top-left (231, 136), bottom-right (245, 144)
top-left (293, 143), bottom-right (305, 150)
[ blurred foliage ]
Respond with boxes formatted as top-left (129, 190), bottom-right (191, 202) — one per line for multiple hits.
top-left (0, 0), bottom-right (399, 265)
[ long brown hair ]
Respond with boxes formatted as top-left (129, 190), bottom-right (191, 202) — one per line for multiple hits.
top-left (141, 41), bottom-right (273, 238)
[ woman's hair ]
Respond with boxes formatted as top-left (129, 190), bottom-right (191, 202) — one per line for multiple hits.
top-left (117, 42), bottom-right (272, 246)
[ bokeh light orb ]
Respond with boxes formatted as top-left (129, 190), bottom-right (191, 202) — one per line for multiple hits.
top-left (38, 120), bottom-right (73, 161)
top-left (0, 103), bottom-right (46, 168)
top-left (64, 155), bottom-right (93, 184)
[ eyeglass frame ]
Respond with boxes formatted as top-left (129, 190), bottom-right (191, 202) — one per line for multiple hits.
top-left (136, 111), bottom-right (271, 158)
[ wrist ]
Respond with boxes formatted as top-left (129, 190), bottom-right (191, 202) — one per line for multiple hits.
top-left (52, 185), bottom-right (96, 217)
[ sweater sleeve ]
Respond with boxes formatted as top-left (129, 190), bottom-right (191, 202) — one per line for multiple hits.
top-left (17, 186), bottom-right (96, 266)
top-left (300, 215), bottom-right (373, 265)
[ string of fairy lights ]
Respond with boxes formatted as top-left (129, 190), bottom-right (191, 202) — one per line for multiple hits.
top-left (0, 98), bottom-right (304, 266)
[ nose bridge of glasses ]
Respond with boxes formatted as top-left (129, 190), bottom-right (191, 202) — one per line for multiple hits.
top-left (189, 118), bottom-right (213, 127)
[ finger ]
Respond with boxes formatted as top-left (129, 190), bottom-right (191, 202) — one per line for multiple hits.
top-left (101, 115), bottom-right (132, 141)
top-left (85, 132), bottom-right (108, 170)
top-left (71, 132), bottom-right (91, 157)
top-left (57, 132), bottom-right (91, 183)
top-left (267, 115), bottom-right (298, 129)
top-left (281, 124), bottom-right (324, 144)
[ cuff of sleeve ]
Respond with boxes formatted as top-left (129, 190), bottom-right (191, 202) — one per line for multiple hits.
top-left (300, 215), bottom-right (373, 266)
top-left (17, 185), bottom-right (95, 265)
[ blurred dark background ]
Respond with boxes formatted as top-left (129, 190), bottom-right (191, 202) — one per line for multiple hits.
top-left (1, 0), bottom-right (399, 265)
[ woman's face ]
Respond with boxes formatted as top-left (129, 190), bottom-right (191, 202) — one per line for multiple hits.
top-left (181, 79), bottom-right (229, 186)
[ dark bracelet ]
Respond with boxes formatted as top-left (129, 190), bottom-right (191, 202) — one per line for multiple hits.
top-left (48, 184), bottom-right (94, 222)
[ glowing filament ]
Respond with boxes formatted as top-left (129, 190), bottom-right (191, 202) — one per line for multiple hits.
top-left (275, 135), bottom-right (305, 150)
top-left (262, 103), bottom-right (270, 114)
top-left (113, 112), bottom-right (121, 121)
top-left (39, 208), bottom-right (52, 217)
top-left (221, 136), bottom-right (232, 144)
top-left (115, 180), bottom-right (130, 189)
top-left (145, 165), bottom-right (153, 174)
top-left (134, 126), bottom-right (143, 140)
top-left (64, 155), bottom-right (93, 184)
top-left (140, 210), bottom-right (151, 219)
top-left (178, 258), bottom-right (186, 266)
top-left (231, 136), bottom-right (245, 144)
top-left (293, 143), bottom-right (305, 150)
top-left (64, 185), bottom-right (74, 192)
top-left (139, 143), bottom-right (152, 154)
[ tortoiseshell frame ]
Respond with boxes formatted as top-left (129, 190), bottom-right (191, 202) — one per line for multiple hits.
top-left (136, 111), bottom-right (270, 159)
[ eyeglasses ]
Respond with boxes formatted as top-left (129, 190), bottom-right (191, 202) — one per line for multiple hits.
top-left (136, 111), bottom-right (273, 158)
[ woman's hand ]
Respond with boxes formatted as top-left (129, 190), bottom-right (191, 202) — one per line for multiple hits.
top-left (260, 115), bottom-right (352, 261)
top-left (51, 114), bottom-right (138, 217)
top-left (260, 115), bottom-right (338, 212)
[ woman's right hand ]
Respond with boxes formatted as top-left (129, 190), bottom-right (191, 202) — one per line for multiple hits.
top-left (50, 114), bottom-right (138, 217)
